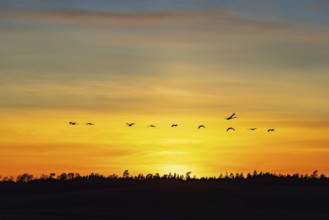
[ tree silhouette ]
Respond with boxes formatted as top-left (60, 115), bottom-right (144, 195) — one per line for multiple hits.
top-left (49, 173), bottom-right (56, 179)
top-left (16, 173), bottom-right (33, 182)
top-left (58, 173), bottom-right (68, 181)
top-left (186, 172), bottom-right (192, 180)
top-left (108, 174), bottom-right (118, 179)
top-left (39, 174), bottom-right (48, 180)
top-left (311, 170), bottom-right (318, 178)
top-left (123, 170), bottom-right (130, 178)
top-left (136, 173), bottom-right (144, 180)
top-left (67, 173), bottom-right (75, 180)
top-left (0, 170), bottom-right (327, 185)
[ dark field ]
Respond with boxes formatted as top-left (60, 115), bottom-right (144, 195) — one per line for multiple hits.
top-left (1, 178), bottom-right (329, 220)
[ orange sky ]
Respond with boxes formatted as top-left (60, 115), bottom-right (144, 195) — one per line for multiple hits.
top-left (1, 1), bottom-right (329, 177)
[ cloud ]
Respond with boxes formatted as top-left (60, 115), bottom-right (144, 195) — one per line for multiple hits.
top-left (0, 7), bottom-right (292, 32)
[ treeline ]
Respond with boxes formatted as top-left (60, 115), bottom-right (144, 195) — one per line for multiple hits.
top-left (1, 170), bottom-right (328, 195)
top-left (0, 170), bottom-right (327, 183)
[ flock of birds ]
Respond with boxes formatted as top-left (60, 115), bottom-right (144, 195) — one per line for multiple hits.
top-left (68, 113), bottom-right (276, 132)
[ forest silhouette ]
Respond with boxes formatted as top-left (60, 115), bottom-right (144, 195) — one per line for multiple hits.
top-left (1, 170), bottom-right (329, 220)
top-left (1, 170), bottom-right (328, 194)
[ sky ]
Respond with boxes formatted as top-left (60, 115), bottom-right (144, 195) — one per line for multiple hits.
top-left (1, 0), bottom-right (329, 178)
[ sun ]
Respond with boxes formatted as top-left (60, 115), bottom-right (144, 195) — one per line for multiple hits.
top-left (157, 164), bottom-right (193, 176)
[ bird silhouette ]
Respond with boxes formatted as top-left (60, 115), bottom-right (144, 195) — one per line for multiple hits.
top-left (226, 127), bottom-right (235, 132)
top-left (248, 128), bottom-right (257, 130)
top-left (69, 122), bottom-right (77, 125)
top-left (198, 125), bottom-right (206, 129)
top-left (225, 113), bottom-right (237, 120)
top-left (148, 125), bottom-right (156, 127)
top-left (86, 123), bottom-right (94, 125)
top-left (126, 123), bottom-right (135, 127)
top-left (171, 124), bottom-right (178, 127)
top-left (268, 129), bottom-right (275, 132)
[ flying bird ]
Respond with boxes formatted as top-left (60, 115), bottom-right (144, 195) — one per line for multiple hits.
top-left (171, 124), bottom-right (178, 127)
top-left (126, 123), bottom-right (135, 127)
top-left (226, 127), bottom-right (235, 132)
top-left (225, 113), bottom-right (237, 120)
top-left (148, 125), bottom-right (156, 127)
top-left (248, 128), bottom-right (257, 131)
top-left (198, 125), bottom-right (206, 129)
top-left (268, 129), bottom-right (275, 132)
top-left (69, 122), bottom-right (77, 125)
top-left (86, 123), bottom-right (94, 125)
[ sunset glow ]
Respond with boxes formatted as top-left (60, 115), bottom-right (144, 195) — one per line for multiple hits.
top-left (1, 0), bottom-right (329, 177)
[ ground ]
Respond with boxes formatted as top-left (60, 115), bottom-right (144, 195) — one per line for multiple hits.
top-left (1, 180), bottom-right (329, 220)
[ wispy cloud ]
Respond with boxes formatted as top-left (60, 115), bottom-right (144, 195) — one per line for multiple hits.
top-left (0, 7), bottom-right (293, 30)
